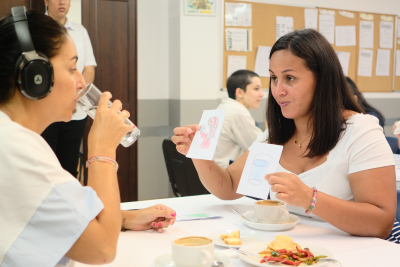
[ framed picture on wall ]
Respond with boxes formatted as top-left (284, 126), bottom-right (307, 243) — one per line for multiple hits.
top-left (184, 0), bottom-right (217, 16)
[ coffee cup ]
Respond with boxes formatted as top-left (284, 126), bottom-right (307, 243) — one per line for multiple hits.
top-left (254, 200), bottom-right (291, 224)
top-left (172, 236), bottom-right (214, 267)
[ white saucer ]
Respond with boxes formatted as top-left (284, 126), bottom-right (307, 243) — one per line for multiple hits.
top-left (154, 252), bottom-right (232, 267)
top-left (241, 211), bottom-right (300, 231)
top-left (208, 230), bottom-right (267, 248)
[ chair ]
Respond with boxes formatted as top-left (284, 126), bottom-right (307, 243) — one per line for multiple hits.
top-left (386, 136), bottom-right (400, 154)
top-left (397, 190), bottom-right (400, 222)
top-left (162, 139), bottom-right (209, 197)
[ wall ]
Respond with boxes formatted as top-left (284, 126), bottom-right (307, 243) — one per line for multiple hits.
top-left (70, 0), bottom-right (400, 201)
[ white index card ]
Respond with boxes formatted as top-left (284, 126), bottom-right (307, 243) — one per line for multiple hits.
top-left (186, 110), bottom-right (225, 160)
top-left (254, 46), bottom-right (272, 77)
top-left (379, 21), bottom-right (393, 48)
top-left (236, 143), bottom-right (283, 200)
top-left (376, 49), bottom-right (390, 76)
top-left (319, 14), bottom-right (335, 44)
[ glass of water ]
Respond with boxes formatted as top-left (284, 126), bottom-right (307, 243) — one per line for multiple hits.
top-left (77, 83), bottom-right (140, 147)
top-left (248, 154), bottom-right (272, 185)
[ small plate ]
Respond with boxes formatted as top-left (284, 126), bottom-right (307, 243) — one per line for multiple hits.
top-left (154, 252), bottom-right (232, 267)
top-left (238, 241), bottom-right (334, 267)
top-left (241, 211), bottom-right (300, 231)
top-left (208, 230), bottom-right (265, 248)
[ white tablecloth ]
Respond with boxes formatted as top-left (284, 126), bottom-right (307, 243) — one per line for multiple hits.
top-left (75, 195), bottom-right (399, 267)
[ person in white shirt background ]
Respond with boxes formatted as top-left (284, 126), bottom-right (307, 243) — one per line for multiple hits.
top-left (41, 0), bottom-right (96, 177)
top-left (214, 70), bottom-right (263, 168)
top-left (0, 9), bottom-right (175, 266)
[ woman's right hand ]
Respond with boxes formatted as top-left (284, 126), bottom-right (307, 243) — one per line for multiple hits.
top-left (88, 92), bottom-right (132, 157)
top-left (171, 125), bottom-right (200, 155)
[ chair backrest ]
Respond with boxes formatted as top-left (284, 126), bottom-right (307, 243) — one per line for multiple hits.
top-left (162, 139), bottom-right (209, 197)
top-left (386, 136), bottom-right (400, 154)
top-left (397, 190), bottom-right (400, 222)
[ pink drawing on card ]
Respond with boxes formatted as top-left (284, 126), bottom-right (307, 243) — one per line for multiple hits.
top-left (199, 117), bottom-right (219, 149)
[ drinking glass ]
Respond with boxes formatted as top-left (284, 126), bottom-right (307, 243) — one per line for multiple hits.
top-left (248, 154), bottom-right (272, 185)
top-left (77, 83), bottom-right (140, 147)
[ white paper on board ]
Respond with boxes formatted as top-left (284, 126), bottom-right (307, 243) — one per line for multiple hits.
top-left (396, 51), bottom-right (400, 77)
top-left (319, 14), bottom-right (335, 44)
top-left (227, 55), bottom-right (247, 78)
top-left (236, 143), bottom-right (283, 200)
top-left (186, 110), bottom-right (225, 160)
top-left (225, 2), bottom-right (252, 27)
top-left (254, 46), bottom-right (272, 77)
top-left (335, 26), bottom-right (356, 46)
top-left (398, 20), bottom-right (400, 38)
top-left (379, 21), bottom-right (393, 49)
top-left (357, 49), bottom-right (373, 77)
top-left (336, 51), bottom-right (351, 76)
top-left (304, 9), bottom-right (317, 30)
top-left (359, 21), bottom-right (374, 49)
top-left (376, 49), bottom-right (391, 76)
top-left (276, 16), bottom-right (293, 41)
top-left (225, 28), bottom-right (250, 51)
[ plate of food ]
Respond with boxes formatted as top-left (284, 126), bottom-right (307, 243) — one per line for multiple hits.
top-left (238, 235), bottom-right (334, 266)
top-left (207, 230), bottom-right (264, 248)
top-left (241, 211), bottom-right (300, 231)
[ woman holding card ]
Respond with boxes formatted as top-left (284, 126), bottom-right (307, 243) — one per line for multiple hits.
top-left (172, 29), bottom-right (398, 243)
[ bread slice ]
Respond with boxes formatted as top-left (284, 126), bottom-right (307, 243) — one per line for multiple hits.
top-left (224, 238), bottom-right (242, 245)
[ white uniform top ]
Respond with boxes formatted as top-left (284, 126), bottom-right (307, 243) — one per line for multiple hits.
top-left (253, 113), bottom-right (395, 220)
top-left (214, 98), bottom-right (262, 168)
top-left (0, 111), bottom-right (104, 267)
top-left (64, 17), bottom-right (97, 121)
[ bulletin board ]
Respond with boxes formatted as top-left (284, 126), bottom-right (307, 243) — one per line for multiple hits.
top-left (355, 13), bottom-right (396, 92)
top-left (394, 16), bottom-right (400, 91)
top-left (317, 8), bottom-right (358, 82)
top-left (222, 1), bottom-right (308, 88)
top-left (223, 1), bottom-right (398, 92)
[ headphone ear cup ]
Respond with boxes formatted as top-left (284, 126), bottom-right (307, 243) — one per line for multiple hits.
top-left (14, 54), bottom-right (24, 91)
top-left (16, 53), bottom-right (54, 100)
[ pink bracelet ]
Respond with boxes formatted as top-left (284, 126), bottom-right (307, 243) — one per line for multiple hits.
top-left (86, 156), bottom-right (119, 172)
top-left (305, 187), bottom-right (317, 216)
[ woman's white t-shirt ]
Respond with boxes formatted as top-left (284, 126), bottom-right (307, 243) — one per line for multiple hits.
top-left (253, 113), bottom-right (395, 219)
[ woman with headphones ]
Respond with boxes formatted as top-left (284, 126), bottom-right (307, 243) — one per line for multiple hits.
top-left (0, 8), bottom-right (175, 267)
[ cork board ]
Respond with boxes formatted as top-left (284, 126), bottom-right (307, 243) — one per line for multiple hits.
top-left (317, 8), bottom-right (358, 82)
top-left (355, 13), bottom-right (396, 92)
top-left (222, 1), bottom-right (308, 88)
top-left (394, 16), bottom-right (400, 91)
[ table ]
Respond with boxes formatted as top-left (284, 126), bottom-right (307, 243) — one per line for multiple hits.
top-left (75, 195), bottom-right (399, 267)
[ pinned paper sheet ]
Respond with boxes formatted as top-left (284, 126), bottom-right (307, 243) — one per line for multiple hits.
top-left (376, 49), bottom-right (390, 76)
top-left (276, 16), bottom-right (293, 41)
top-left (254, 46), bottom-right (272, 77)
top-left (359, 21), bottom-right (374, 49)
top-left (304, 9), bottom-right (317, 30)
top-left (319, 14), bottom-right (335, 44)
top-left (225, 28), bottom-right (252, 51)
top-left (186, 110), bottom-right (225, 160)
top-left (335, 26), bottom-right (356, 46)
top-left (236, 143), bottom-right (283, 200)
top-left (227, 55), bottom-right (247, 78)
top-left (379, 21), bottom-right (393, 49)
top-left (396, 51), bottom-right (400, 77)
top-left (225, 2), bottom-right (252, 27)
top-left (358, 49), bottom-right (373, 77)
top-left (336, 51), bottom-right (350, 76)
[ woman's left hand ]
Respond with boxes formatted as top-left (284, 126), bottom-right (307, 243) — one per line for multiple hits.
top-left (124, 204), bottom-right (176, 233)
top-left (265, 172), bottom-right (313, 210)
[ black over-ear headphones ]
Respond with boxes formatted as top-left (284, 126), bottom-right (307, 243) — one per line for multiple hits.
top-left (12, 6), bottom-right (54, 100)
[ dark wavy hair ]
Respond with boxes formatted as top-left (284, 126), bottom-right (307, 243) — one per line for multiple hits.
top-left (346, 76), bottom-right (385, 127)
top-left (0, 11), bottom-right (67, 105)
top-left (227, 69), bottom-right (259, 99)
top-left (266, 29), bottom-right (362, 158)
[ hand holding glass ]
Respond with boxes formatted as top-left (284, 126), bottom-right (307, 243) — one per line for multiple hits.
top-left (77, 83), bottom-right (140, 147)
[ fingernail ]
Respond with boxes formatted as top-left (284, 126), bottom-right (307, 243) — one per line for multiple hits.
top-left (158, 222), bottom-right (162, 227)
top-left (152, 222), bottom-right (156, 227)
top-left (171, 213), bottom-right (176, 217)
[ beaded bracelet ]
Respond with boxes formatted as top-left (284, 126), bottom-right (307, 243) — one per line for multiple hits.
top-left (305, 187), bottom-right (318, 216)
top-left (86, 156), bottom-right (119, 172)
